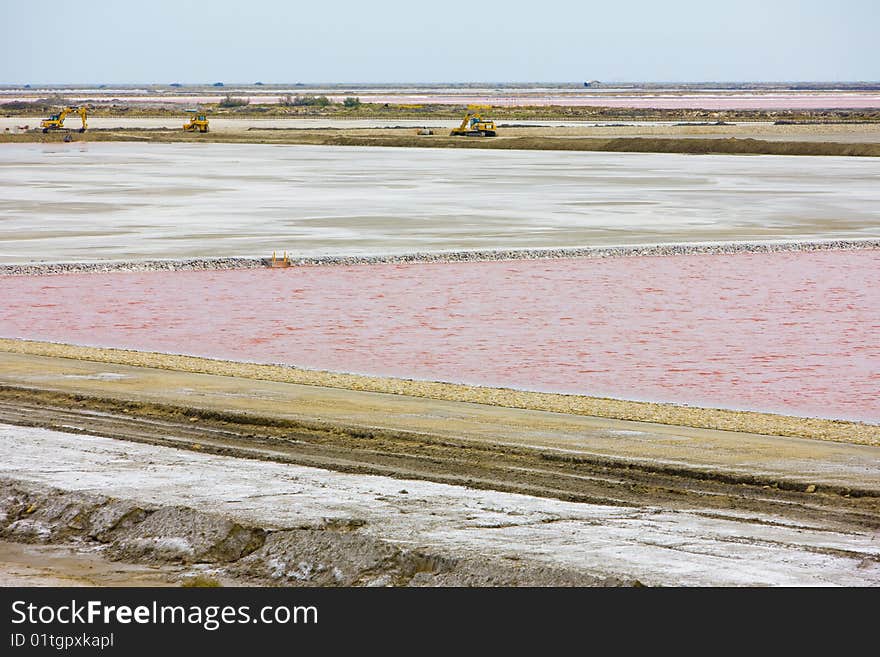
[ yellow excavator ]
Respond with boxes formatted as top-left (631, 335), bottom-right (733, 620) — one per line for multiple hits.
top-left (183, 109), bottom-right (209, 133)
top-left (40, 106), bottom-right (88, 133)
top-left (450, 106), bottom-right (496, 137)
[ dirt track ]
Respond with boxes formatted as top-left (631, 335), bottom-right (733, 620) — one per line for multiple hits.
top-left (0, 328), bottom-right (877, 587)
top-left (0, 389), bottom-right (878, 586)
top-left (0, 352), bottom-right (877, 528)
top-left (2, 341), bottom-right (876, 446)
top-left (1, 389), bottom-right (877, 521)
top-left (3, 123), bottom-right (880, 156)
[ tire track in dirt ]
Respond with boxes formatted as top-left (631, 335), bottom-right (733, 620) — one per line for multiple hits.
top-left (0, 388), bottom-right (877, 534)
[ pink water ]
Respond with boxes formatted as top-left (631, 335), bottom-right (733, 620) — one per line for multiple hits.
top-left (2, 250), bottom-right (878, 422)
top-left (7, 93), bottom-right (880, 110)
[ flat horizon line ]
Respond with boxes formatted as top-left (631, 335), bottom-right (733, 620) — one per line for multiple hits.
top-left (3, 81), bottom-right (880, 88)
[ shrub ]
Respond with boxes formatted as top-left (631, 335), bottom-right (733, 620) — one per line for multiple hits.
top-left (343, 96), bottom-right (361, 108)
top-left (1, 101), bottom-right (39, 111)
top-left (280, 94), bottom-right (332, 107)
top-left (37, 94), bottom-right (68, 107)
top-left (219, 94), bottom-right (250, 108)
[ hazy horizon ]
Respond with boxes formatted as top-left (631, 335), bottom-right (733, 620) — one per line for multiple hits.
top-left (2, 0), bottom-right (877, 85)
top-left (3, 81), bottom-right (880, 88)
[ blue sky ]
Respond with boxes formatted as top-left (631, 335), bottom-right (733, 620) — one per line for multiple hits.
top-left (1, 0), bottom-right (877, 84)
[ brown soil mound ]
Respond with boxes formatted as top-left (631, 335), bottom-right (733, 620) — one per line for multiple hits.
top-left (0, 479), bottom-right (630, 587)
top-left (3, 129), bottom-right (879, 157)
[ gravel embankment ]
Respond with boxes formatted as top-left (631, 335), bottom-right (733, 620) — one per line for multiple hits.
top-left (1, 338), bottom-right (877, 445)
top-left (1, 238), bottom-right (878, 276)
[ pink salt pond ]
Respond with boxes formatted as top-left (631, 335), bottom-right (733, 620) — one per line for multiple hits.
top-left (2, 249), bottom-right (878, 423)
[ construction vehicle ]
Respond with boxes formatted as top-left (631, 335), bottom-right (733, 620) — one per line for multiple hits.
top-left (40, 106), bottom-right (88, 133)
top-left (267, 251), bottom-right (291, 268)
top-left (183, 109), bottom-right (209, 133)
top-left (450, 106), bottom-right (496, 137)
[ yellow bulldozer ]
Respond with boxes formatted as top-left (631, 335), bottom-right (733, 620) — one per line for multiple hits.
top-left (183, 110), bottom-right (209, 133)
top-left (40, 106), bottom-right (88, 133)
top-left (450, 106), bottom-right (496, 137)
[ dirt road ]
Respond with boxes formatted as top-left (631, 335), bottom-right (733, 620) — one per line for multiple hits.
top-left (0, 351), bottom-right (877, 585)
top-left (3, 117), bottom-right (880, 143)
top-left (3, 123), bottom-right (880, 156)
top-left (2, 342), bottom-right (876, 445)
top-left (0, 352), bottom-right (876, 521)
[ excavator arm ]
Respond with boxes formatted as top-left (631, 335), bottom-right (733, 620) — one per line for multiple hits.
top-left (450, 106), bottom-right (496, 137)
top-left (455, 113), bottom-right (475, 132)
top-left (40, 106), bottom-right (87, 133)
top-left (76, 107), bottom-right (87, 131)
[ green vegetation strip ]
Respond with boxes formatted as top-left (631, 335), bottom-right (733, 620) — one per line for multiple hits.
top-left (0, 338), bottom-right (876, 446)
